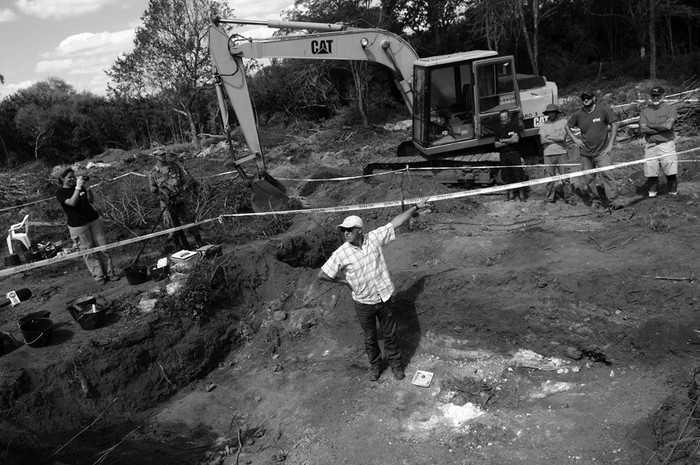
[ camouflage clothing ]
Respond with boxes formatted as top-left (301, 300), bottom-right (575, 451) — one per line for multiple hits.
top-left (149, 159), bottom-right (203, 249)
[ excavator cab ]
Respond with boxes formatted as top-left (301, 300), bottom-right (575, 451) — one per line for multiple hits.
top-left (413, 54), bottom-right (523, 153)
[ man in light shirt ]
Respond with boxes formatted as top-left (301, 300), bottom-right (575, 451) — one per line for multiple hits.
top-left (539, 104), bottom-right (576, 205)
top-left (319, 199), bottom-right (429, 382)
top-left (638, 86), bottom-right (678, 197)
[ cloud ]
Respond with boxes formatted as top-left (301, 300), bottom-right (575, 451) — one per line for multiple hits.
top-left (1, 80), bottom-right (36, 97)
top-left (0, 7), bottom-right (18, 22)
top-left (33, 29), bottom-right (135, 94)
top-left (228, 0), bottom-right (295, 22)
top-left (15, 0), bottom-right (118, 20)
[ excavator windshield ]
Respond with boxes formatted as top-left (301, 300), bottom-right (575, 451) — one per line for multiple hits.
top-left (413, 56), bottom-right (520, 150)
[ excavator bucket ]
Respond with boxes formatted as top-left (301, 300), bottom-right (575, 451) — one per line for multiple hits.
top-left (251, 175), bottom-right (289, 212)
top-left (209, 23), bottom-right (290, 213)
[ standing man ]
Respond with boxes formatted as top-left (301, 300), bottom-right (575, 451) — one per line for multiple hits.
top-left (638, 86), bottom-right (678, 197)
top-left (148, 149), bottom-right (205, 250)
top-left (565, 91), bottom-right (624, 211)
top-left (55, 167), bottom-right (119, 285)
top-left (495, 110), bottom-right (527, 202)
top-left (319, 200), bottom-right (429, 382)
top-left (540, 104), bottom-right (576, 205)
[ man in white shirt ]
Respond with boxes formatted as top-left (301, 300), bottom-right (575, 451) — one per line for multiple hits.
top-left (638, 86), bottom-right (678, 197)
top-left (539, 104), bottom-right (576, 205)
top-left (319, 199), bottom-right (429, 381)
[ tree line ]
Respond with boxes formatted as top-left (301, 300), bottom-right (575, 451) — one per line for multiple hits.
top-left (0, 0), bottom-right (698, 167)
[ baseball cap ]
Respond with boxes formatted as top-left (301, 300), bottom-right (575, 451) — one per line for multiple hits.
top-left (337, 215), bottom-right (363, 230)
top-left (650, 86), bottom-right (665, 96)
top-left (151, 148), bottom-right (167, 159)
top-left (543, 104), bottom-right (560, 114)
top-left (580, 91), bottom-right (595, 100)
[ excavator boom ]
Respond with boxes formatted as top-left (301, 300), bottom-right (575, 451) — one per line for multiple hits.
top-left (208, 18), bottom-right (557, 192)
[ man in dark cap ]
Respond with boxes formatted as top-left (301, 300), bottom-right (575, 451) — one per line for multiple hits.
top-left (539, 103), bottom-right (576, 205)
top-left (565, 91), bottom-right (624, 211)
top-left (638, 86), bottom-right (678, 197)
top-left (148, 149), bottom-right (205, 250)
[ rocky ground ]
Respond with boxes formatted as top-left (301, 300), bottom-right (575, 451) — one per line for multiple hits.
top-left (1, 120), bottom-right (700, 465)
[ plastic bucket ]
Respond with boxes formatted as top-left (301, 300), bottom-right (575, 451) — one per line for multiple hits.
top-left (19, 318), bottom-right (54, 348)
top-left (4, 254), bottom-right (21, 267)
top-left (148, 263), bottom-right (170, 281)
top-left (67, 295), bottom-right (106, 330)
top-left (124, 265), bottom-right (149, 285)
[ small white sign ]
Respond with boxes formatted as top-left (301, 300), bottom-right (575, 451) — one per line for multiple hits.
top-left (6, 290), bottom-right (20, 306)
top-left (411, 370), bottom-right (434, 388)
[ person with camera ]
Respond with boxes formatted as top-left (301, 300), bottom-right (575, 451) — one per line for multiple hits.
top-left (55, 167), bottom-right (118, 285)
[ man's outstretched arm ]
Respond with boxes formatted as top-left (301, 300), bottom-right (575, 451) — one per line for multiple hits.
top-left (391, 199), bottom-right (429, 229)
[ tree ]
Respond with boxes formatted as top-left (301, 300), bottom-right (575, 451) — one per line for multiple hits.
top-left (107, 0), bottom-right (232, 150)
top-left (287, 0), bottom-right (390, 126)
top-left (11, 77), bottom-right (75, 162)
top-left (15, 103), bottom-right (55, 161)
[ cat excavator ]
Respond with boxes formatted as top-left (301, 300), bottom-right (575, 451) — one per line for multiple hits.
top-left (209, 18), bottom-right (558, 211)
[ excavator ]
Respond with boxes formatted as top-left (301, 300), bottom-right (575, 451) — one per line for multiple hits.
top-left (208, 18), bottom-right (558, 211)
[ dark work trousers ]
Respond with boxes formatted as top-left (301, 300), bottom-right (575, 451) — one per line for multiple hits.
top-left (354, 300), bottom-right (402, 369)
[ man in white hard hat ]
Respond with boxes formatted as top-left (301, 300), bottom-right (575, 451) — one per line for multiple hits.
top-left (319, 199), bottom-right (429, 382)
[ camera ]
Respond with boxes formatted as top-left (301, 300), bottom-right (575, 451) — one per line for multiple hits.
top-left (80, 176), bottom-right (90, 181)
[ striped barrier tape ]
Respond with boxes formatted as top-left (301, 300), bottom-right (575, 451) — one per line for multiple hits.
top-left (1, 145), bottom-right (698, 278)
top-left (3, 143), bottom-right (699, 211)
top-left (0, 219), bottom-right (218, 278)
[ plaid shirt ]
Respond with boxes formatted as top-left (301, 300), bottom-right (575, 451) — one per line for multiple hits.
top-left (321, 223), bottom-right (395, 304)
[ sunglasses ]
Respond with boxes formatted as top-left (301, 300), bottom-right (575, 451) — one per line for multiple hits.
top-left (339, 227), bottom-right (356, 233)
top-left (581, 96), bottom-right (593, 101)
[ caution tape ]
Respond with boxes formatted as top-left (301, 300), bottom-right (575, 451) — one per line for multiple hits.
top-left (1, 144), bottom-right (698, 278)
top-left (0, 197), bottom-right (54, 213)
top-left (0, 219), bottom-right (219, 278)
top-left (217, 145), bottom-right (700, 218)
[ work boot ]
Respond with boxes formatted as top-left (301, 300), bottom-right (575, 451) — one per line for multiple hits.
top-left (391, 366), bottom-right (406, 380)
top-left (565, 198), bottom-right (577, 206)
top-left (668, 176), bottom-right (678, 195)
top-left (518, 188), bottom-right (527, 202)
top-left (368, 365), bottom-right (381, 382)
top-left (610, 200), bottom-right (625, 210)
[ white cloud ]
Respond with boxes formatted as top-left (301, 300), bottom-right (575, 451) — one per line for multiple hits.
top-left (0, 7), bottom-right (18, 22)
top-left (51, 29), bottom-right (135, 58)
top-left (227, 0), bottom-right (294, 22)
top-left (32, 29), bottom-right (135, 95)
top-left (15, 0), bottom-right (119, 20)
top-left (1, 80), bottom-right (36, 98)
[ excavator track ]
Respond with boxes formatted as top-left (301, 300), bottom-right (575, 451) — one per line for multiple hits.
top-left (363, 152), bottom-right (502, 187)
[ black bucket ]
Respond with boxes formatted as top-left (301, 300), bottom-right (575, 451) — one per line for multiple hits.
top-left (19, 318), bottom-right (54, 348)
top-left (4, 254), bottom-right (21, 267)
top-left (124, 265), bottom-right (148, 285)
top-left (148, 263), bottom-right (170, 281)
top-left (67, 295), bottom-right (106, 330)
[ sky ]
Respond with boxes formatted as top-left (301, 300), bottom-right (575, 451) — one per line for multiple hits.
top-left (0, 0), bottom-right (295, 100)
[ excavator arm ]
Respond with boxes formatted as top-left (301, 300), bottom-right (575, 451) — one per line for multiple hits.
top-left (218, 18), bottom-right (419, 112)
top-left (209, 23), bottom-right (290, 213)
top-left (208, 18), bottom-right (421, 212)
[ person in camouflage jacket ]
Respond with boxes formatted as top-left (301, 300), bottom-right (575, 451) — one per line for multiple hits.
top-left (148, 149), bottom-right (205, 250)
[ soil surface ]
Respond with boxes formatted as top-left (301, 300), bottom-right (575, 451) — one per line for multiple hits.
top-left (1, 126), bottom-right (700, 465)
